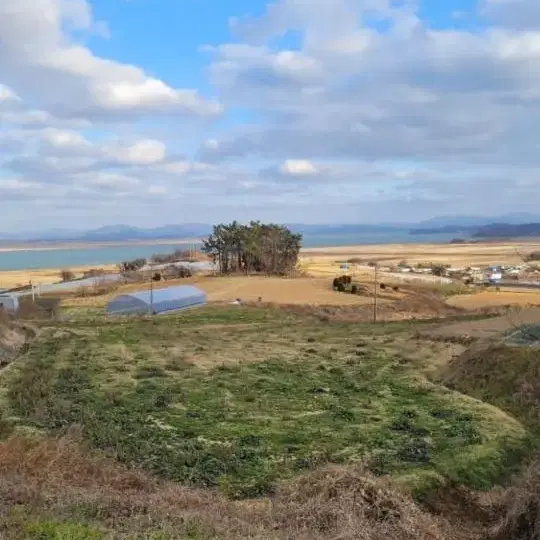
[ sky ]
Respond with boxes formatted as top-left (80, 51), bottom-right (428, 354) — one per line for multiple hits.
top-left (1, 0), bottom-right (540, 232)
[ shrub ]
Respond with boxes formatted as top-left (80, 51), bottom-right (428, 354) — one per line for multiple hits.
top-left (164, 265), bottom-right (193, 279)
top-left (431, 264), bottom-right (447, 277)
top-left (75, 280), bottom-right (119, 298)
top-left (60, 269), bottom-right (75, 282)
top-left (336, 282), bottom-right (345, 292)
top-left (82, 268), bottom-right (107, 278)
top-left (134, 365), bottom-right (168, 379)
top-left (119, 258), bottom-right (146, 273)
top-left (351, 284), bottom-right (358, 295)
top-left (333, 277), bottom-right (340, 290)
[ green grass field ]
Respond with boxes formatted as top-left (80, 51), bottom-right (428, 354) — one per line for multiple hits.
top-left (2, 305), bottom-right (533, 502)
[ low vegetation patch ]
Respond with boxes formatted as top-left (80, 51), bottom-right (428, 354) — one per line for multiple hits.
top-left (3, 306), bottom-right (533, 502)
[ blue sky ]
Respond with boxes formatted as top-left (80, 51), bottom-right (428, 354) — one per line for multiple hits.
top-left (1, 0), bottom-right (540, 232)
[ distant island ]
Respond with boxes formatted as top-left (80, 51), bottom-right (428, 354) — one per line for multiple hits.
top-left (472, 223), bottom-right (540, 238)
top-left (410, 222), bottom-right (540, 240)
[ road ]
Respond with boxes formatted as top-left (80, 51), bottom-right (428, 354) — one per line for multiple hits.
top-left (14, 261), bottom-right (216, 297)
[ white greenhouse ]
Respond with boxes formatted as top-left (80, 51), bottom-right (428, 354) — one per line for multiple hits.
top-left (107, 285), bottom-right (207, 316)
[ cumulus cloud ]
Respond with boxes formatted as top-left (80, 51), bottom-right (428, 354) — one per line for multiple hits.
top-left (482, 0), bottom-right (540, 29)
top-left (2, 0), bottom-right (540, 230)
top-left (0, 0), bottom-right (222, 120)
top-left (104, 140), bottom-right (167, 166)
top-left (200, 0), bottom-right (540, 172)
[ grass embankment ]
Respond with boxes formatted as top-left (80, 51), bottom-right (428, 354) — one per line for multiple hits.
top-left (2, 306), bottom-right (532, 503)
top-left (442, 343), bottom-right (540, 432)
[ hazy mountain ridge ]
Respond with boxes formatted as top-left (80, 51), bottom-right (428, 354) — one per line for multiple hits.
top-left (473, 222), bottom-right (540, 238)
top-left (2, 214), bottom-right (540, 243)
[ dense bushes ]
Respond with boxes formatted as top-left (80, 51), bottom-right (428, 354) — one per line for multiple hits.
top-left (151, 249), bottom-right (197, 264)
top-left (119, 258), bottom-right (146, 273)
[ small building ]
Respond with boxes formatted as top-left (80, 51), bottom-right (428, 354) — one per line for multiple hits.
top-left (107, 285), bottom-right (207, 316)
top-left (0, 294), bottom-right (19, 313)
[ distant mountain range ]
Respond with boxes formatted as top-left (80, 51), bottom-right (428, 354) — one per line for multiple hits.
top-left (2, 214), bottom-right (540, 243)
top-left (472, 223), bottom-right (540, 238)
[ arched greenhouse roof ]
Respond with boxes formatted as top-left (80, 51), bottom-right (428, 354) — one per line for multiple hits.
top-left (107, 285), bottom-right (207, 315)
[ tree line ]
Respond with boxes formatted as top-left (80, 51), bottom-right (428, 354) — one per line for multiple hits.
top-left (202, 221), bottom-right (302, 275)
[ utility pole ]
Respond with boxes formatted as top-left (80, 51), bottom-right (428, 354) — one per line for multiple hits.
top-left (149, 263), bottom-right (154, 315)
top-left (373, 264), bottom-right (378, 323)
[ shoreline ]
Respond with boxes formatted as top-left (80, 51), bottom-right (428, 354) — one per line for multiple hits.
top-left (1, 239), bottom-right (540, 277)
top-left (0, 238), bottom-right (202, 253)
top-left (2, 235), bottom-right (540, 254)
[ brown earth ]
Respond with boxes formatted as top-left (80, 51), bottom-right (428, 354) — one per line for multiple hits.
top-left (63, 276), bottom-right (399, 309)
top-left (422, 307), bottom-right (540, 342)
top-left (302, 241), bottom-right (540, 268)
top-left (448, 290), bottom-right (540, 310)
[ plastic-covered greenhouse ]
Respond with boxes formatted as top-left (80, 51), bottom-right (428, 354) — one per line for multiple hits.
top-left (107, 285), bottom-right (207, 316)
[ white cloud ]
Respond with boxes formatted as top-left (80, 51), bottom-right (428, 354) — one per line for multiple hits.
top-left (482, 0), bottom-right (540, 29)
top-left (0, 177), bottom-right (41, 191)
top-left (279, 159), bottom-right (318, 176)
top-left (105, 140), bottom-right (167, 166)
top-left (2, 0), bottom-right (540, 230)
top-left (0, 0), bottom-right (222, 120)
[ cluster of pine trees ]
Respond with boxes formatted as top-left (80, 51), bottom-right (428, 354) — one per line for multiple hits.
top-left (202, 221), bottom-right (302, 275)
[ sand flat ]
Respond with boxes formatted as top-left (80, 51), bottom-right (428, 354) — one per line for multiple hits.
top-left (302, 241), bottom-right (540, 267)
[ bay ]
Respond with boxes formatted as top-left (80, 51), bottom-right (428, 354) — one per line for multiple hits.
top-left (0, 232), bottom-right (458, 271)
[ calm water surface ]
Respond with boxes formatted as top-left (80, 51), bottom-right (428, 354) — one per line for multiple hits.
top-left (0, 232), bottom-right (457, 271)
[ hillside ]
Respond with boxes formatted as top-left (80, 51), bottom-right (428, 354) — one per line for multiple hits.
top-left (0, 299), bottom-right (539, 539)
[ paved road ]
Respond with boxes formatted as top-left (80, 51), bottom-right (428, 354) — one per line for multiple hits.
top-left (14, 261), bottom-right (217, 297)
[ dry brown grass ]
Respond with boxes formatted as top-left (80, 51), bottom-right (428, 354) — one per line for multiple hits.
top-left (423, 307), bottom-right (540, 342)
top-left (0, 317), bottom-right (34, 370)
top-left (448, 290), bottom-right (540, 310)
top-left (0, 265), bottom-right (117, 290)
top-left (302, 241), bottom-right (540, 268)
top-left (62, 275), bottom-right (392, 309)
top-left (0, 434), bottom-right (458, 540)
top-left (487, 456), bottom-right (540, 540)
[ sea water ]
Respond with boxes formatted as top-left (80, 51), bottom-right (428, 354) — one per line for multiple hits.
top-left (0, 232), bottom-right (457, 271)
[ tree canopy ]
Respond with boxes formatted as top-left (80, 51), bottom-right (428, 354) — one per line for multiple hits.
top-left (202, 221), bottom-right (302, 275)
